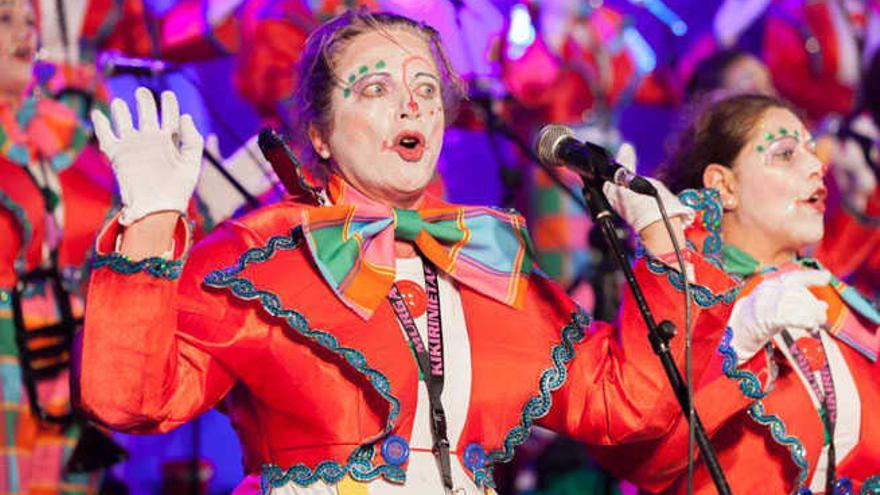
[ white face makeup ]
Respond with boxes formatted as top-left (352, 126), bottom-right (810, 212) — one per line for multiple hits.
top-left (317, 28), bottom-right (445, 209)
top-left (0, 0), bottom-right (36, 98)
top-left (729, 107), bottom-right (826, 253)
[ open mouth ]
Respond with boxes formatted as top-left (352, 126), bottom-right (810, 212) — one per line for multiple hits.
top-left (391, 131), bottom-right (426, 162)
top-left (801, 186), bottom-right (827, 213)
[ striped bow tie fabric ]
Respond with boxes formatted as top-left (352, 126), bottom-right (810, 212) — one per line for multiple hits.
top-left (301, 177), bottom-right (535, 320)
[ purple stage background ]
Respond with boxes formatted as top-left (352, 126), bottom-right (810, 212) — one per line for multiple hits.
top-left (102, 1), bottom-right (733, 493)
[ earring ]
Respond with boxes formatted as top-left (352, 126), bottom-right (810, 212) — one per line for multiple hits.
top-left (319, 148), bottom-right (330, 160)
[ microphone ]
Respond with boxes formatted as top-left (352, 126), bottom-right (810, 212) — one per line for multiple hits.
top-left (97, 52), bottom-right (177, 77)
top-left (536, 124), bottom-right (657, 195)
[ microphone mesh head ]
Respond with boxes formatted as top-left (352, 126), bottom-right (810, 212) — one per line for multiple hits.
top-left (536, 124), bottom-right (575, 166)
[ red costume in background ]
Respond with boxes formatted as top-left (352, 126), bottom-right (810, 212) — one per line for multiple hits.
top-left (0, 97), bottom-right (115, 494)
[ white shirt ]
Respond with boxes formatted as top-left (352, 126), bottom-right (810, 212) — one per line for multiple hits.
top-left (265, 257), bottom-right (484, 495)
top-left (772, 328), bottom-right (860, 492)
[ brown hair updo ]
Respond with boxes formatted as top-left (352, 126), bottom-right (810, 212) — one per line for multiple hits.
top-left (660, 93), bottom-right (795, 193)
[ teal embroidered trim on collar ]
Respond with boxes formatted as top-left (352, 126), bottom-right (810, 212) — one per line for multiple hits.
top-left (679, 188), bottom-right (723, 261)
top-left (93, 253), bottom-right (183, 279)
top-left (718, 327), bottom-right (809, 488)
top-left (645, 256), bottom-right (740, 307)
top-left (203, 227), bottom-right (406, 489)
top-left (472, 309), bottom-right (589, 489)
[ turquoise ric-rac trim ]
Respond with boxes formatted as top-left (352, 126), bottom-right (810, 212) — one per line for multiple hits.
top-left (260, 445), bottom-right (404, 494)
top-left (472, 309), bottom-right (590, 488)
top-left (718, 327), bottom-right (769, 400)
top-left (678, 188), bottom-right (723, 259)
top-left (202, 226), bottom-right (405, 489)
top-left (92, 252), bottom-right (183, 279)
top-left (0, 191), bottom-right (32, 276)
top-left (645, 256), bottom-right (740, 308)
top-left (718, 327), bottom-right (809, 488)
top-left (862, 476), bottom-right (880, 494)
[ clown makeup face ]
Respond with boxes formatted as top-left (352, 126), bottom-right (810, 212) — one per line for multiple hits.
top-left (310, 28), bottom-right (445, 209)
top-left (720, 107), bottom-right (826, 263)
top-left (0, 0), bottom-right (36, 99)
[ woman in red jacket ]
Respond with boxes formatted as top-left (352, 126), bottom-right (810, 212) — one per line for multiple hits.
top-left (592, 93), bottom-right (879, 494)
top-left (76, 10), bottom-right (730, 495)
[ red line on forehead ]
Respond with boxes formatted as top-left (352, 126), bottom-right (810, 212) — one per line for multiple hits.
top-left (402, 56), bottom-right (430, 114)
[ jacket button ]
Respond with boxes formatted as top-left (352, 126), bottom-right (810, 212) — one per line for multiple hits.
top-left (463, 443), bottom-right (486, 472)
top-left (381, 435), bottom-right (409, 466)
top-left (833, 478), bottom-right (852, 495)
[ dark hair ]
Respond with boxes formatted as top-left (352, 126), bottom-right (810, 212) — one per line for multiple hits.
top-left (685, 49), bottom-right (751, 100)
top-left (287, 10), bottom-right (465, 181)
top-left (660, 93), bottom-right (795, 193)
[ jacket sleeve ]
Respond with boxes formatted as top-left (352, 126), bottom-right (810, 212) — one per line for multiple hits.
top-left (537, 250), bottom-right (747, 443)
top-left (75, 216), bottom-right (263, 433)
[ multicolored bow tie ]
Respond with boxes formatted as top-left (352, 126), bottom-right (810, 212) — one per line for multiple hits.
top-left (724, 244), bottom-right (880, 361)
top-left (301, 177), bottom-right (535, 320)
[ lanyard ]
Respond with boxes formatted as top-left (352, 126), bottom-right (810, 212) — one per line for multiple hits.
top-left (387, 260), bottom-right (453, 489)
top-left (781, 330), bottom-right (837, 492)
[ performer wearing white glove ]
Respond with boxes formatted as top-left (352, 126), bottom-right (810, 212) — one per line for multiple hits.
top-left (91, 87), bottom-right (203, 227)
top-left (77, 11), bottom-right (779, 495)
top-left (595, 92), bottom-right (880, 494)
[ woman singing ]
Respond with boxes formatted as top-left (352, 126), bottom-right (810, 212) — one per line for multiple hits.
top-left (77, 10), bottom-right (715, 495)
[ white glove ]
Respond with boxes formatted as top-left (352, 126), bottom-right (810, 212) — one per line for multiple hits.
top-left (830, 115), bottom-right (878, 213)
top-left (603, 143), bottom-right (695, 232)
top-left (91, 87), bottom-right (204, 226)
top-left (728, 269), bottom-right (831, 364)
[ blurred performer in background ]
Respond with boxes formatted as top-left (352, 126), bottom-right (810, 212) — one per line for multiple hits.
top-left (74, 10), bottom-right (724, 495)
top-left (0, 0), bottom-right (121, 493)
top-left (713, 0), bottom-right (880, 122)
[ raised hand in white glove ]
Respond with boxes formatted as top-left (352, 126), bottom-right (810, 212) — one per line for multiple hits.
top-left (830, 115), bottom-right (878, 213)
top-left (603, 142), bottom-right (696, 233)
top-left (729, 269), bottom-right (831, 364)
top-left (91, 87), bottom-right (204, 226)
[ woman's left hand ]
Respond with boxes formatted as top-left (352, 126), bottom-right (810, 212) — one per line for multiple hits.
top-left (604, 143), bottom-right (695, 255)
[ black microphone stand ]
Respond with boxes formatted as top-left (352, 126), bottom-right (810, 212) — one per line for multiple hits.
top-left (579, 179), bottom-right (731, 495)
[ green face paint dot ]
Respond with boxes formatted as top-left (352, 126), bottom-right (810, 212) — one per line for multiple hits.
top-left (764, 132), bottom-right (775, 141)
top-left (343, 88), bottom-right (351, 98)
top-left (757, 145), bottom-right (765, 153)
top-left (375, 60), bottom-right (386, 69)
top-left (358, 65), bottom-right (368, 74)
top-left (348, 74), bottom-right (356, 83)
top-left (779, 127), bottom-right (788, 135)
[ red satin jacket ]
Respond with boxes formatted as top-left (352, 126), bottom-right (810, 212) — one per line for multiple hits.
top-left (591, 188), bottom-right (880, 495)
top-left (76, 198), bottom-right (736, 492)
